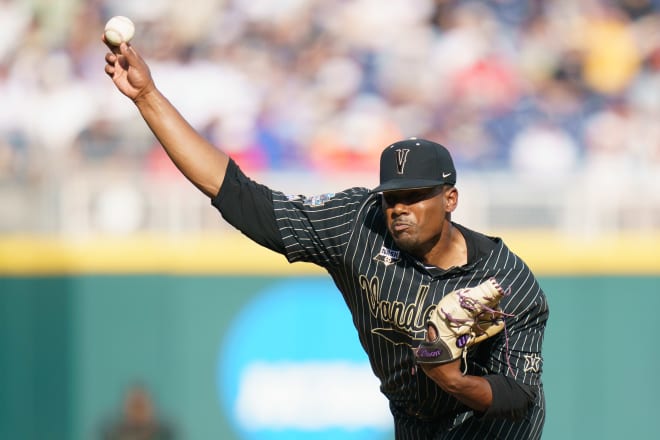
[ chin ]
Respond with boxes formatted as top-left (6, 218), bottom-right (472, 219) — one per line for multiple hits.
top-left (392, 236), bottom-right (419, 255)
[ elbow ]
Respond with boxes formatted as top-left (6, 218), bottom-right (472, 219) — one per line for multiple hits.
top-left (481, 375), bottom-right (538, 421)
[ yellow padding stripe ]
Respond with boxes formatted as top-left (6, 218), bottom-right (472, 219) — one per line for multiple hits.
top-left (0, 232), bottom-right (658, 275)
top-left (501, 231), bottom-right (660, 275)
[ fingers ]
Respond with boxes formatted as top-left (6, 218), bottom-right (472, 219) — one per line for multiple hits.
top-left (103, 44), bottom-right (129, 61)
top-left (119, 42), bottom-right (140, 65)
top-left (104, 50), bottom-right (120, 78)
top-left (104, 42), bottom-right (132, 72)
top-left (101, 33), bottom-right (122, 55)
top-left (104, 63), bottom-right (114, 78)
top-left (105, 52), bottom-right (117, 65)
top-left (426, 323), bottom-right (438, 342)
top-left (104, 51), bottom-right (116, 78)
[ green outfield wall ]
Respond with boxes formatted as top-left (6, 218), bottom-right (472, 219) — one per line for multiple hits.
top-left (1, 234), bottom-right (659, 439)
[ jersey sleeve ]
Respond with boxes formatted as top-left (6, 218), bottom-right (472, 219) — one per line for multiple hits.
top-left (211, 159), bottom-right (285, 254)
top-left (212, 158), bottom-right (370, 267)
top-left (271, 187), bottom-right (370, 267)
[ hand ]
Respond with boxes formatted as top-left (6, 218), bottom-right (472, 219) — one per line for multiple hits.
top-left (103, 36), bottom-right (155, 101)
top-left (417, 323), bottom-right (463, 389)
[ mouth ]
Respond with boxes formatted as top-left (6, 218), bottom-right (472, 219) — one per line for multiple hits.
top-left (391, 221), bottom-right (412, 233)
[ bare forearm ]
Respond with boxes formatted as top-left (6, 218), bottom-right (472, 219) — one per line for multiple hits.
top-left (421, 361), bottom-right (492, 412)
top-left (435, 373), bottom-right (492, 411)
top-left (134, 87), bottom-right (229, 198)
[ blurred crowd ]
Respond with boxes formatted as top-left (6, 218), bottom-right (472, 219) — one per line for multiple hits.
top-left (1, 0), bottom-right (660, 230)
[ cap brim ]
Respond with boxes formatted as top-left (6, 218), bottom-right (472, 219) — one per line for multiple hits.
top-left (370, 178), bottom-right (450, 193)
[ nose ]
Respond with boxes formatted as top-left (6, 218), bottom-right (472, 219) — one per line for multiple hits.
top-left (383, 194), bottom-right (408, 213)
top-left (390, 201), bottom-right (408, 215)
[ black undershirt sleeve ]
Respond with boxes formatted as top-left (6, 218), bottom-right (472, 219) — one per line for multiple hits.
top-left (479, 375), bottom-right (537, 420)
top-left (211, 159), bottom-right (285, 254)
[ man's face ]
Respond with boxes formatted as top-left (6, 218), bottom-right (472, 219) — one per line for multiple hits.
top-left (381, 186), bottom-right (454, 258)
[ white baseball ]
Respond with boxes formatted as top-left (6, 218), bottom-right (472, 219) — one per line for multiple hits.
top-left (104, 16), bottom-right (135, 46)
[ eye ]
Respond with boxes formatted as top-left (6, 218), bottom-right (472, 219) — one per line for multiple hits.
top-left (383, 188), bottom-right (437, 206)
top-left (383, 192), bottom-right (413, 206)
top-left (382, 192), bottom-right (400, 206)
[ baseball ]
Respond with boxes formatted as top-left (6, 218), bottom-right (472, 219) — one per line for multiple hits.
top-left (104, 16), bottom-right (135, 46)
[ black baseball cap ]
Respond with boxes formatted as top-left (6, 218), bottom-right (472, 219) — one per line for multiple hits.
top-left (371, 138), bottom-right (457, 193)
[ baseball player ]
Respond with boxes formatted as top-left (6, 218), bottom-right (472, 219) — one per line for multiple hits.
top-left (104, 40), bottom-right (548, 439)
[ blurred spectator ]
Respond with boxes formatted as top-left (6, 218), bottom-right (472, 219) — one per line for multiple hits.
top-left (2, 0), bottom-right (660, 232)
top-left (100, 384), bottom-right (176, 440)
top-left (0, 0), bottom-right (32, 63)
top-left (578, 2), bottom-right (642, 95)
top-left (509, 121), bottom-right (580, 178)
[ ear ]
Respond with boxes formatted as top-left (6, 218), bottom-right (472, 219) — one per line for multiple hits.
top-left (444, 186), bottom-right (458, 212)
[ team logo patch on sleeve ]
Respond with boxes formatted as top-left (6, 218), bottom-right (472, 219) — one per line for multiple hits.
top-left (374, 246), bottom-right (401, 266)
top-left (287, 193), bottom-right (336, 207)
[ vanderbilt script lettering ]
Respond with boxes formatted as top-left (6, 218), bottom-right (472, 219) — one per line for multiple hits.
top-left (359, 275), bottom-right (434, 333)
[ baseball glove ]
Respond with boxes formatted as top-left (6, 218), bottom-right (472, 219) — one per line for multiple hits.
top-left (414, 277), bottom-right (511, 365)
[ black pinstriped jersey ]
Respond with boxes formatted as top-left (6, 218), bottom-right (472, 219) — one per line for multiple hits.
top-left (213, 160), bottom-right (549, 440)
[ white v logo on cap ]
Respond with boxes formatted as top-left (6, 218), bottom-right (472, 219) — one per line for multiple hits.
top-left (395, 149), bottom-right (410, 174)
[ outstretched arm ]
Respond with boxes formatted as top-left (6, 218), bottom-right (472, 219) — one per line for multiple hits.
top-left (103, 39), bottom-right (229, 198)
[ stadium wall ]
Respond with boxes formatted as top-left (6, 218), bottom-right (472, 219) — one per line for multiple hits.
top-left (1, 233), bottom-right (658, 440)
